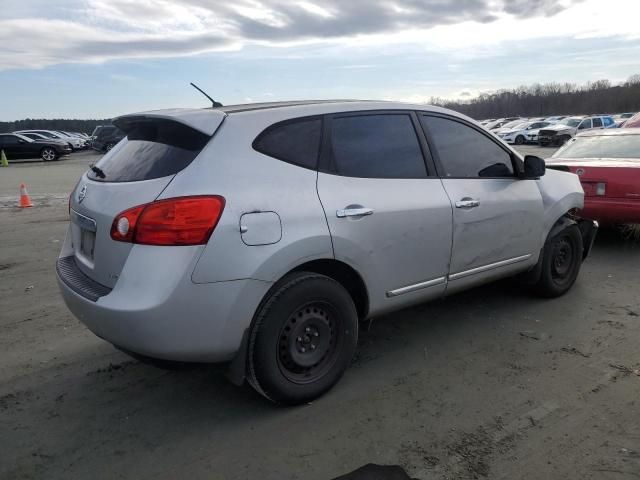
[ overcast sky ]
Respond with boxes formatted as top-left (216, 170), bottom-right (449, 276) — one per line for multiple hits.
top-left (1, 0), bottom-right (639, 120)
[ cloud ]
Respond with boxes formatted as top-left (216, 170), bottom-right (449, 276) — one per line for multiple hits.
top-left (0, 0), bottom-right (584, 70)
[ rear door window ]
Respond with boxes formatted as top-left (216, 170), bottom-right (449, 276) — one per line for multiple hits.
top-left (87, 119), bottom-right (210, 182)
top-left (253, 117), bottom-right (322, 169)
top-left (592, 118), bottom-right (603, 128)
top-left (328, 114), bottom-right (427, 178)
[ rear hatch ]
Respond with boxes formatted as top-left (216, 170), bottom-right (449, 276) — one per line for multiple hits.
top-left (546, 158), bottom-right (640, 199)
top-left (68, 110), bottom-right (225, 288)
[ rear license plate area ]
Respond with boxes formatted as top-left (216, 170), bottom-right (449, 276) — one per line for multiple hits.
top-left (70, 209), bottom-right (97, 260)
top-left (80, 229), bottom-right (96, 260)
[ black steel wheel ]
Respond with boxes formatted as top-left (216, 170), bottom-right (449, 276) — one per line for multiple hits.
top-left (248, 272), bottom-right (358, 405)
top-left (277, 301), bottom-right (342, 384)
top-left (551, 237), bottom-right (574, 281)
top-left (534, 224), bottom-right (583, 297)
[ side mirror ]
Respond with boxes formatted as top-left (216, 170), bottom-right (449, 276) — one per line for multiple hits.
top-left (523, 155), bottom-right (545, 179)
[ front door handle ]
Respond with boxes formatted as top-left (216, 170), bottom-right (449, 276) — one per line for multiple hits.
top-left (455, 198), bottom-right (480, 209)
top-left (336, 207), bottom-right (374, 218)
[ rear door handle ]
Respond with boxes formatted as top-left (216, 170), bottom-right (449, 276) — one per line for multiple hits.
top-left (336, 207), bottom-right (374, 218)
top-left (455, 198), bottom-right (480, 209)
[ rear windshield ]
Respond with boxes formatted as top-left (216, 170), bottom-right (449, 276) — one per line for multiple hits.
top-left (87, 119), bottom-right (210, 182)
top-left (553, 134), bottom-right (640, 159)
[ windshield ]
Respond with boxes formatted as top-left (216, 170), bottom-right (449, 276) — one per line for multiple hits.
top-left (32, 131), bottom-right (57, 138)
top-left (553, 134), bottom-right (640, 159)
top-left (559, 118), bottom-right (581, 127)
top-left (13, 133), bottom-right (34, 143)
top-left (500, 120), bottom-right (522, 129)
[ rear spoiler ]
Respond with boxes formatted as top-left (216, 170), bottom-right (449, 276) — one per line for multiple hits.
top-left (114, 108), bottom-right (227, 136)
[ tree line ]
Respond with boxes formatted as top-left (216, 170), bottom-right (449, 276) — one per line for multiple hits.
top-left (0, 118), bottom-right (112, 135)
top-left (2, 75), bottom-right (639, 129)
top-left (432, 74), bottom-right (640, 120)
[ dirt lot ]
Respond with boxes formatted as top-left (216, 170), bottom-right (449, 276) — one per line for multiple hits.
top-left (1, 149), bottom-right (639, 480)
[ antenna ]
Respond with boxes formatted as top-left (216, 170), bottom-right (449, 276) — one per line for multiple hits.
top-left (190, 82), bottom-right (223, 107)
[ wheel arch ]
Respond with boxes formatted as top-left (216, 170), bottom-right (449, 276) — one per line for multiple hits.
top-left (522, 213), bottom-right (579, 285)
top-left (227, 258), bottom-right (370, 386)
top-left (289, 259), bottom-right (369, 320)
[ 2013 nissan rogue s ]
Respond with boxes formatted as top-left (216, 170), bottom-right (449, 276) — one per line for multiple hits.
top-left (57, 101), bottom-right (597, 404)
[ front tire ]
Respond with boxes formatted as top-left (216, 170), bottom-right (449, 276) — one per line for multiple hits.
top-left (41, 147), bottom-right (57, 162)
top-left (247, 272), bottom-right (358, 405)
top-left (515, 135), bottom-right (525, 145)
top-left (534, 224), bottom-right (583, 297)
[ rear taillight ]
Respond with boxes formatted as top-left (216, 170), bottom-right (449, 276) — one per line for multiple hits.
top-left (110, 196), bottom-right (225, 246)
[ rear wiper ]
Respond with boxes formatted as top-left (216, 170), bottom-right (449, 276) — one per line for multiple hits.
top-left (90, 164), bottom-right (106, 178)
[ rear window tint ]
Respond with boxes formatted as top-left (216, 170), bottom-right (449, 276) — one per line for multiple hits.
top-left (87, 119), bottom-right (209, 182)
top-left (253, 118), bottom-right (322, 169)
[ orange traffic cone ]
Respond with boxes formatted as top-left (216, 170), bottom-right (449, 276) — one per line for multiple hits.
top-left (19, 183), bottom-right (33, 208)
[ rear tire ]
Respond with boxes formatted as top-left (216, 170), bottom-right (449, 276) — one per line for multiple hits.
top-left (247, 272), bottom-right (358, 405)
top-left (104, 142), bottom-right (115, 152)
top-left (533, 224), bottom-right (583, 297)
top-left (41, 147), bottom-right (57, 162)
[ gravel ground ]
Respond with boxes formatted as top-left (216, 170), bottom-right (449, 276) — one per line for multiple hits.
top-left (1, 148), bottom-right (639, 480)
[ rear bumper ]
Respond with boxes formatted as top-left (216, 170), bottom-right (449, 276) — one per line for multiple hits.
top-left (581, 198), bottom-right (640, 225)
top-left (577, 218), bottom-right (598, 260)
top-left (56, 253), bottom-right (271, 363)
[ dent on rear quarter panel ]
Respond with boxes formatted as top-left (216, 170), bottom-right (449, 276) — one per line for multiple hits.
top-left (537, 169), bottom-right (584, 242)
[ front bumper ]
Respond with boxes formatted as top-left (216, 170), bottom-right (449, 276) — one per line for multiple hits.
top-left (538, 135), bottom-right (556, 145)
top-left (56, 250), bottom-right (272, 363)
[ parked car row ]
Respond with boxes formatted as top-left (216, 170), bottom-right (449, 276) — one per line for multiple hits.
top-left (0, 132), bottom-right (73, 161)
top-left (15, 129), bottom-right (89, 150)
top-left (479, 112), bottom-right (637, 147)
top-left (0, 125), bottom-right (129, 160)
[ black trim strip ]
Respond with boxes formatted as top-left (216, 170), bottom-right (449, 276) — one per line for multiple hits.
top-left (56, 256), bottom-right (112, 302)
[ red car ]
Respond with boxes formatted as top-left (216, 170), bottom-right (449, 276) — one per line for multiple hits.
top-left (546, 129), bottom-right (640, 225)
top-left (622, 112), bottom-right (640, 128)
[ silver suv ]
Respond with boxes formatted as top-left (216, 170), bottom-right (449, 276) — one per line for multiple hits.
top-left (538, 115), bottom-right (617, 146)
top-left (57, 101), bottom-right (597, 404)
